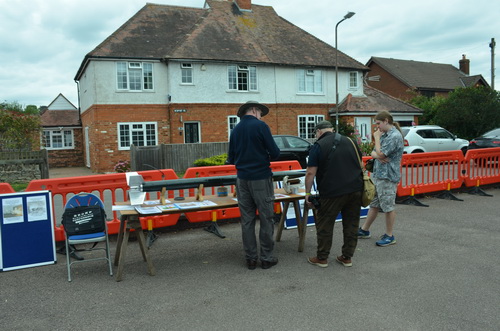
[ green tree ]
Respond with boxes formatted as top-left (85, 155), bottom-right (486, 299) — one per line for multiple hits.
top-left (0, 109), bottom-right (41, 150)
top-left (433, 86), bottom-right (500, 140)
top-left (408, 94), bottom-right (446, 125)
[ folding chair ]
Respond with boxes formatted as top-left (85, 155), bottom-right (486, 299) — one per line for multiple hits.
top-left (62, 192), bottom-right (113, 282)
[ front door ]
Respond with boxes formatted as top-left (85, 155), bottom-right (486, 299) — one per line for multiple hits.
top-left (184, 122), bottom-right (200, 143)
top-left (355, 117), bottom-right (372, 142)
top-left (84, 127), bottom-right (90, 167)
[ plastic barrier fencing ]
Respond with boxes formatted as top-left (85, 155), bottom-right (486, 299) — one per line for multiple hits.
top-left (0, 183), bottom-right (15, 194)
top-left (463, 147), bottom-right (500, 188)
top-left (398, 150), bottom-right (465, 197)
top-left (3, 152), bottom-right (500, 242)
top-left (24, 169), bottom-right (179, 241)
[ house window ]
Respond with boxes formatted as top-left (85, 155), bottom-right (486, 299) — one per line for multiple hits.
top-left (116, 62), bottom-right (154, 91)
top-left (118, 122), bottom-right (157, 150)
top-left (227, 116), bottom-right (240, 140)
top-left (181, 63), bottom-right (193, 84)
top-left (349, 71), bottom-right (359, 89)
top-left (297, 69), bottom-right (323, 93)
top-left (42, 129), bottom-right (74, 150)
top-left (228, 65), bottom-right (257, 91)
top-left (298, 115), bottom-right (325, 139)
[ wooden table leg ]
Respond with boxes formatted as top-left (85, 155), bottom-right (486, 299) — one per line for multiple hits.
top-left (133, 222), bottom-right (156, 276)
top-left (291, 200), bottom-right (304, 252)
top-left (115, 227), bottom-right (129, 282)
top-left (114, 215), bottom-right (127, 266)
top-left (298, 203), bottom-right (310, 252)
top-left (275, 201), bottom-right (290, 242)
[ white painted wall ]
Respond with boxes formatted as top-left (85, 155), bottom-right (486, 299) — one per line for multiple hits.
top-left (78, 59), bottom-right (365, 111)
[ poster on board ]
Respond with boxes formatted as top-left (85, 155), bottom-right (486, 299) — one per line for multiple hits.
top-left (0, 190), bottom-right (56, 271)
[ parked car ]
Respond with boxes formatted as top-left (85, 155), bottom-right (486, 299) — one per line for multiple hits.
top-left (272, 135), bottom-right (312, 168)
top-left (467, 128), bottom-right (500, 150)
top-left (401, 125), bottom-right (469, 154)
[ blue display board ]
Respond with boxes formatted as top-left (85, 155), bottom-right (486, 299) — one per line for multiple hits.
top-left (0, 191), bottom-right (56, 271)
top-left (283, 201), bottom-right (369, 229)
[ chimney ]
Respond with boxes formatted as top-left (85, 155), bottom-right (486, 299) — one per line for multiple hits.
top-left (234, 0), bottom-right (251, 11)
top-left (459, 54), bottom-right (470, 75)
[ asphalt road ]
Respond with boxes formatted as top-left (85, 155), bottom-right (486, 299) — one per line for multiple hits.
top-left (1, 187), bottom-right (499, 330)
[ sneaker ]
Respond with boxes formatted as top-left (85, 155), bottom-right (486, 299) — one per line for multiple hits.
top-left (357, 227), bottom-right (371, 239)
top-left (307, 256), bottom-right (328, 268)
top-left (376, 234), bottom-right (396, 246)
top-left (336, 255), bottom-right (352, 267)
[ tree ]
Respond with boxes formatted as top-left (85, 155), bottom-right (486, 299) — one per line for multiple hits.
top-left (408, 94), bottom-right (446, 125)
top-left (0, 108), bottom-right (41, 150)
top-left (433, 86), bottom-right (500, 140)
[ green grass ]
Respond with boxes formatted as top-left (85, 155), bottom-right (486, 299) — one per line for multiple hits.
top-left (11, 183), bottom-right (29, 192)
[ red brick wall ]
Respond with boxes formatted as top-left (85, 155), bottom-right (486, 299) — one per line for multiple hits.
top-left (47, 129), bottom-right (85, 168)
top-left (82, 103), bottom-right (331, 172)
top-left (366, 63), bottom-right (415, 100)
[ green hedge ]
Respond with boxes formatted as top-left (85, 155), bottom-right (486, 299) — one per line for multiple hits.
top-left (193, 153), bottom-right (228, 167)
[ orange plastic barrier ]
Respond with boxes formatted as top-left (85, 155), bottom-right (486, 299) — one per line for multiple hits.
top-left (182, 161), bottom-right (302, 223)
top-left (0, 183), bottom-right (15, 194)
top-left (463, 147), bottom-right (500, 188)
top-left (24, 169), bottom-right (179, 241)
top-left (397, 150), bottom-right (465, 197)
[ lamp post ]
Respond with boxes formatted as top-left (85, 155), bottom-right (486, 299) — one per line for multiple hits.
top-left (335, 11), bottom-right (355, 133)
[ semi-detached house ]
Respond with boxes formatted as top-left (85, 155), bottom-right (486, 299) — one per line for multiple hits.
top-left (74, 0), bottom-right (370, 173)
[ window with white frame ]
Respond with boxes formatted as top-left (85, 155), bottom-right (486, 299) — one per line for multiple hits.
top-left (118, 122), bottom-right (157, 150)
top-left (349, 71), bottom-right (359, 89)
top-left (116, 62), bottom-right (153, 91)
top-left (297, 69), bottom-right (323, 94)
top-left (181, 63), bottom-right (193, 84)
top-left (228, 65), bottom-right (257, 91)
top-left (227, 116), bottom-right (240, 140)
top-left (298, 115), bottom-right (325, 139)
top-left (42, 129), bottom-right (74, 150)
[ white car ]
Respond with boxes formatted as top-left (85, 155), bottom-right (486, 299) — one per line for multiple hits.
top-left (401, 125), bottom-right (469, 154)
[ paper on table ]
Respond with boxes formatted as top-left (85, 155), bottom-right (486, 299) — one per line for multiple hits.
top-left (134, 206), bottom-right (162, 214)
top-left (112, 205), bottom-right (136, 211)
top-left (174, 200), bottom-right (218, 209)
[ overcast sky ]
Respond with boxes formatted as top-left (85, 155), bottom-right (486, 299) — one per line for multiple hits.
top-left (1, 0), bottom-right (498, 107)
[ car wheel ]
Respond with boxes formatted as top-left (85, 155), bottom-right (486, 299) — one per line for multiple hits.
top-left (461, 147), bottom-right (467, 156)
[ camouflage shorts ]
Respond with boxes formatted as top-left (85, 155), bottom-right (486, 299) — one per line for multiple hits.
top-left (370, 177), bottom-right (398, 213)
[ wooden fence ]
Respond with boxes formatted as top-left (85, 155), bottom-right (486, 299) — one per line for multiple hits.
top-left (130, 142), bottom-right (229, 172)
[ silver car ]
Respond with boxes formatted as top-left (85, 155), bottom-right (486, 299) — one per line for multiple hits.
top-left (401, 125), bottom-right (469, 154)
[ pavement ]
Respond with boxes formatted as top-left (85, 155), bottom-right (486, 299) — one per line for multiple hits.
top-left (49, 166), bottom-right (99, 178)
top-left (2, 170), bottom-right (499, 330)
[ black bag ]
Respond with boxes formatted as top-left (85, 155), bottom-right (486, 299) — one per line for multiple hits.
top-left (62, 205), bottom-right (106, 236)
top-left (365, 159), bottom-right (374, 172)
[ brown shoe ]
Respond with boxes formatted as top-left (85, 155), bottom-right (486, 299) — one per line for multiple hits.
top-left (336, 255), bottom-right (352, 267)
top-left (307, 256), bottom-right (328, 268)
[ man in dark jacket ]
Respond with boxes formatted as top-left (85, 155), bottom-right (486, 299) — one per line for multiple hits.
top-left (227, 101), bottom-right (281, 270)
top-left (304, 121), bottom-right (363, 268)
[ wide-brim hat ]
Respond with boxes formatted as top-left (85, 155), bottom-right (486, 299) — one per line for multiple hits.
top-left (237, 101), bottom-right (269, 117)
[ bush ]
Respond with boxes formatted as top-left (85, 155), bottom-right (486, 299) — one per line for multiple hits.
top-left (194, 153), bottom-right (228, 167)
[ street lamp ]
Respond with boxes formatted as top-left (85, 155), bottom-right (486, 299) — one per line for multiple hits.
top-left (335, 11), bottom-right (355, 133)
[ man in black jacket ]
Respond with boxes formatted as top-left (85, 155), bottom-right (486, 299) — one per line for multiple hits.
top-left (227, 101), bottom-right (281, 270)
top-left (304, 121), bottom-right (363, 268)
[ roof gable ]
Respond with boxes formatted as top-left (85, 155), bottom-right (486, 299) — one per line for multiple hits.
top-left (77, 1), bottom-right (367, 79)
top-left (367, 56), bottom-right (475, 91)
top-left (47, 93), bottom-right (77, 110)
